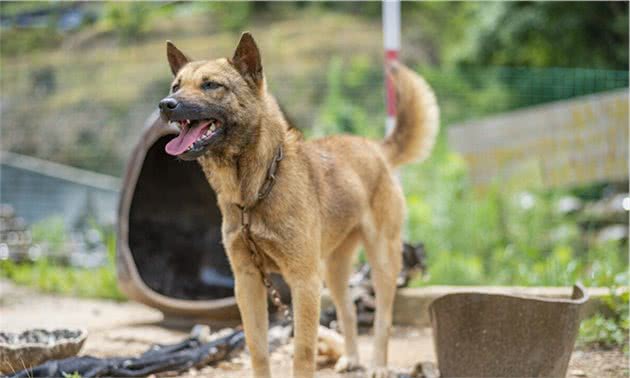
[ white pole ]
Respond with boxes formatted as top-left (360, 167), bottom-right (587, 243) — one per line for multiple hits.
top-left (383, 0), bottom-right (400, 136)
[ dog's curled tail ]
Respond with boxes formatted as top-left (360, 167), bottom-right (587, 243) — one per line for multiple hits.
top-left (381, 62), bottom-right (439, 167)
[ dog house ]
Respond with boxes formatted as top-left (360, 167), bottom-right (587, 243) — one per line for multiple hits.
top-left (116, 113), bottom-right (240, 323)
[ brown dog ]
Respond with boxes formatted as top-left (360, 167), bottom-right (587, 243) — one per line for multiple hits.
top-left (159, 33), bottom-right (439, 378)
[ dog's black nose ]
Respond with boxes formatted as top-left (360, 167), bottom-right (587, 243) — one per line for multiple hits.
top-left (159, 97), bottom-right (179, 112)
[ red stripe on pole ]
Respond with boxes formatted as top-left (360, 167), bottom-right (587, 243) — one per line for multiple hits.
top-left (385, 49), bottom-right (399, 117)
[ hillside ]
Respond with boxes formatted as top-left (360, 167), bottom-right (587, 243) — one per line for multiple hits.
top-left (1, 2), bottom-right (627, 176)
top-left (1, 10), bottom-right (397, 176)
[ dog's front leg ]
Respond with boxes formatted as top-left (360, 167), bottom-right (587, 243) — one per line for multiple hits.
top-left (287, 274), bottom-right (321, 378)
top-left (232, 249), bottom-right (271, 378)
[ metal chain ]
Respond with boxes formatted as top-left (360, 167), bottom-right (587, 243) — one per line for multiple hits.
top-left (237, 145), bottom-right (291, 320)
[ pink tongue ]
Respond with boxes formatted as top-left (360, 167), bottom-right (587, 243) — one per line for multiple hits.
top-left (165, 123), bottom-right (209, 156)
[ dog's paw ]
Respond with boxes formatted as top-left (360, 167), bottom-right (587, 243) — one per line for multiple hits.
top-left (368, 366), bottom-right (392, 378)
top-left (334, 355), bottom-right (364, 373)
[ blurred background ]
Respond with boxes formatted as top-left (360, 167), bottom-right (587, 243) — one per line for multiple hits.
top-left (0, 1), bottom-right (628, 351)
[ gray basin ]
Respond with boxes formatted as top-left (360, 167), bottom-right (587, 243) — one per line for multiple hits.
top-left (429, 284), bottom-right (588, 377)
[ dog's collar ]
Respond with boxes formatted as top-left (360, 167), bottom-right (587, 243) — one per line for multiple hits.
top-left (235, 143), bottom-right (290, 319)
top-left (237, 143), bottom-right (284, 213)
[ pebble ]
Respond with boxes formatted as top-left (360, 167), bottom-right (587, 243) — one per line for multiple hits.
top-left (217, 360), bottom-right (243, 371)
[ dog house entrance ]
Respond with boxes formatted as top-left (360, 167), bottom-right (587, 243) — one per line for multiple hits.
top-left (128, 136), bottom-right (234, 300)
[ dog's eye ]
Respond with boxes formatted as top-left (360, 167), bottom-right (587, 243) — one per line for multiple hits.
top-left (201, 81), bottom-right (222, 90)
top-left (171, 84), bottom-right (180, 92)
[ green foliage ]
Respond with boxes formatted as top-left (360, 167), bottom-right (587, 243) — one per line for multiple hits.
top-left (0, 258), bottom-right (124, 301)
top-left (62, 371), bottom-right (82, 378)
top-left (31, 216), bottom-right (67, 257)
top-left (0, 220), bottom-right (124, 301)
top-left (418, 66), bottom-right (513, 125)
top-left (579, 277), bottom-right (629, 349)
top-left (0, 3), bottom-right (62, 55)
top-left (418, 65), bottom-right (628, 126)
top-left (194, 2), bottom-right (252, 33)
top-left (401, 2), bottom-right (481, 66)
top-left (454, 2), bottom-right (629, 70)
top-left (0, 28), bottom-right (62, 56)
top-left (404, 153), bottom-right (628, 287)
top-left (103, 3), bottom-right (151, 42)
top-left (314, 57), bottom-right (382, 138)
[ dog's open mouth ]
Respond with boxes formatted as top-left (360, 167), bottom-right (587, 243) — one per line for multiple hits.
top-left (165, 119), bottom-right (222, 157)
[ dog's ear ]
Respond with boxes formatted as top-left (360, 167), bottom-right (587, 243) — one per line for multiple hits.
top-left (166, 41), bottom-right (189, 76)
top-left (231, 32), bottom-right (263, 86)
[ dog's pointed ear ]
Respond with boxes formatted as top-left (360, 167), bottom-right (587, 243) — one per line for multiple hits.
top-left (231, 32), bottom-right (263, 86)
top-left (166, 41), bottom-right (189, 76)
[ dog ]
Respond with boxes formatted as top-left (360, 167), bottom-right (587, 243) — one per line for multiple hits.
top-left (158, 32), bottom-right (439, 378)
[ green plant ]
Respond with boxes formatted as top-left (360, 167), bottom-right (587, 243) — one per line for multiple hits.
top-left (579, 315), bottom-right (627, 350)
top-left (199, 2), bottom-right (252, 33)
top-left (0, 221), bottom-right (124, 301)
top-left (579, 274), bottom-right (629, 350)
top-left (0, 28), bottom-right (63, 56)
top-left (62, 371), bottom-right (83, 378)
top-left (0, 258), bottom-right (124, 301)
top-left (404, 142), bottom-right (628, 288)
top-left (314, 57), bottom-right (380, 138)
top-left (31, 216), bottom-right (67, 257)
top-left (103, 3), bottom-right (151, 42)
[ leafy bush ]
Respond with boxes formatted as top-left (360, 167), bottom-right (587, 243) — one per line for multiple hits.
top-left (314, 57), bottom-right (380, 138)
top-left (405, 160), bottom-right (628, 287)
top-left (579, 276), bottom-right (629, 350)
top-left (31, 216), bottom-right (67, 257)
top-left (0, 27), bottom-right (62, 56)
top-left (103, 3), bottom-right (150, 42)
top-left (195, 2), bottom-right (252, 33)
top-left (0, 221), bottom-right (124, 301)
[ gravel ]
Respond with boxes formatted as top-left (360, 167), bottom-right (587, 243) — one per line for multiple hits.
top-left (1, 280), bottom-right (627, 377)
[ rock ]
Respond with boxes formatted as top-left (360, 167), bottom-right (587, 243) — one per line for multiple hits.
top-left (582, 193), bottom-right (628, 223)
top-left (410, 361), bottom-right (440, 378)
top-left (570, 369), bottom-right (587, 377)
top-left (316, 325), bottom-right (344, 363)
top-left (217, 360), bottom-right (242, 371)
top-left (268, 324), bottom-right (292, 352)
top-left (556, 196), bottom-right (583, 214)
top-left (190, 324), bottom-right (212, 343)
top-left (596, 224), bottom-right (628, 243)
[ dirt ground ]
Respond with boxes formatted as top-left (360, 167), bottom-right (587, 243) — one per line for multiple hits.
top-left (1, 280), bottom-right (627, 378)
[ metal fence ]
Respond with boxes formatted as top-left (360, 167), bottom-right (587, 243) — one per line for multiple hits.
top-left (1, 45), bottom-right (628, 234)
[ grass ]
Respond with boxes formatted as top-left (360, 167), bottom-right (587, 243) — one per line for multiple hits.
top-left (0, 220), bottom-right (124, 301)
top-left (578, 279), bottom-right (629, 351)
top-left (0, 259), bottom-right (124, 301)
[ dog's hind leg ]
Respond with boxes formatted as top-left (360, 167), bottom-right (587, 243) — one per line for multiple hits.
top-left (362, 232), bottom-right (401, 378)
top-left (361, 182), bottom-right (404, 377)
top-left (324, 229), bottom-right (362, 373)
